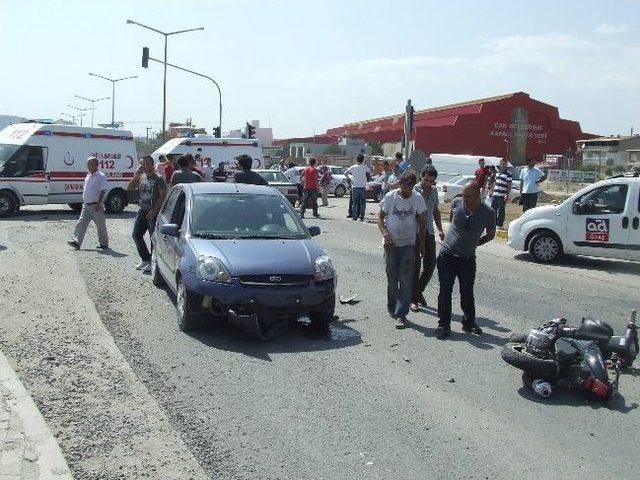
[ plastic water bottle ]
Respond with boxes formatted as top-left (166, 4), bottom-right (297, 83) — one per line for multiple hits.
top-left (531, 379), bottom-right (553, 398)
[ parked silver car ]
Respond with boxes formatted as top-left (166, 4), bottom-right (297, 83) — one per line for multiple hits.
top-left (294, 165), bottom-right (349, 197)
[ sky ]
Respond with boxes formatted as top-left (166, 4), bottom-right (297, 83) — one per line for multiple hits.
top-left (1, 0), bottom-right (639, 139)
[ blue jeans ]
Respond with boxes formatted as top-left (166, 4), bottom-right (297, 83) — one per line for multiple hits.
top-left (132, 209), bottom-right (157, 261)
top-left (437, 251), bottom-right (476, 329)
top-left (491, 195), bottom-right (506, 227)
top-left (351, 187), bottom-right (366, 220)
top-left (384, 245), bottom-right (415, 318)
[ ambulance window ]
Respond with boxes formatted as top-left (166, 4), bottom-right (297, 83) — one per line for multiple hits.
top-left (0, 146), bottom-right (44, 177)
top-left (577, 184), bottom-right (628, 215)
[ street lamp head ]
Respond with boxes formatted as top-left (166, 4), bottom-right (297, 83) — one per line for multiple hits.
top-left (126, 19), bottom-right (133, 24)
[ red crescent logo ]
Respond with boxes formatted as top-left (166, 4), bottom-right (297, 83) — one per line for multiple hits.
top-left (126, 155), bottom-right (134, 169)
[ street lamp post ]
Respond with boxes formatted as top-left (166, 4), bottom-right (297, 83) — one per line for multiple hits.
top-left (88, 73), bottom-right (137, 127)
top-left (74, 95), bottom-right (110, 127)
top-left (126, 19), bottom-right (204, 140)
top-left (142, 48), bottom-right (222, 136)
top-left (67, 105), bottom-right (89, 126)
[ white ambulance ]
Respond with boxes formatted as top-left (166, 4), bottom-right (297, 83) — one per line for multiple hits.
top-left (0, 123), bottom-right (138, 217)
top-left (508, 174), bottom-right (640, 262)
top-left (151, 136), bottom-right (264, 170)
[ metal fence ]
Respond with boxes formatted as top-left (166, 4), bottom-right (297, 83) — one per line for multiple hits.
top-left (547, 169), bottom-right (598, 183)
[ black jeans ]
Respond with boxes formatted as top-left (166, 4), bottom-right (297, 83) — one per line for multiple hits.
top-left (412, 234), bottom-right (436, 303)
top-left (300, 188), bottom-right (319, 216)
top-left (491, 195), bottom-right (506, 227)
top-left (437, 251), bottom-right (477, 329)
top-left (132, 209), bottom-right (156, 261)
top-left (521, 193), bottom-right (538, 212)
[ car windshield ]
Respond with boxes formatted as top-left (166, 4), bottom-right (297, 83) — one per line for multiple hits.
top-left (190, 193), bottom-right (308, 240)
top-left (0, 144), bottom-right (21, 170)
top-left (331, 167), bottom-right (345, 175)
top-left (257, 171), bottom-right (290, 183)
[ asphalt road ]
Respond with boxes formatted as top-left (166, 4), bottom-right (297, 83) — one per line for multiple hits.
top-left (1, 197), bottom-right (640, 480)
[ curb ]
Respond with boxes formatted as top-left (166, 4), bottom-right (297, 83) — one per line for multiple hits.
top-left (0, 351), bottom-right (73, 479)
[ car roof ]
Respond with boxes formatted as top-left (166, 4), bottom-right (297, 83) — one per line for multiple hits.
top-left (182, 182), bottom-right (279, 196)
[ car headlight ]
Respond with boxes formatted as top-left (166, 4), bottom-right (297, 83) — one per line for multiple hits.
top-left (197, 256), bottom-right (231, 283)
top-left (314, 255), bottom-right (335, 281)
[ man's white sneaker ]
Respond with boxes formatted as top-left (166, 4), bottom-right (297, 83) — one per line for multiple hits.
top-left (136, 261), bottom-right (150, 270)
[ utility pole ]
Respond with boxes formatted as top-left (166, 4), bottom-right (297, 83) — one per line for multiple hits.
top-left (146, 127), bottom-right (152, 148)
top-left (127, 19), bottom-right (204, 141)
top-left (403, 99), bottom-right (414, 163)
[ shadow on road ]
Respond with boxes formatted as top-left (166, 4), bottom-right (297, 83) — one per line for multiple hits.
top-left (405, 314), bottom-right (510, 350)
top-left (0, 245), bottom-right (6, 252)
top-left (517, 386), bottom-right (639, 414)
top-left (514, 253), bottom-right (640, 276)
top-left (1, 209), bottom-right (137, 222)
top-left (186, 316), bottom-right (362, 361)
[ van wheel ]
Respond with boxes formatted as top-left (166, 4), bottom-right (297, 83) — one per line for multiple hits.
top-left (333, 184), bottom-right (346, 198)
top-left (68, 203), bottom-right (83, 211)
top-left (105, 189), bottom-right (127, 214)
top-left (529, 232), bottom-right (562, 263)
top-left (0, 192), bottom-right (17, 218)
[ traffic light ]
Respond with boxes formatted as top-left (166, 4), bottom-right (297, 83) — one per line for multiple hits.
top-left (142, 47), bottom-right (149, 68)
top-left (246, 122), bottom-right (255, 139)
top-left (213, 126), bottom-right (221, 138)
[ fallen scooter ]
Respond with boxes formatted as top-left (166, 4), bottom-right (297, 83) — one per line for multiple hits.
top-left (501, 310), bottom-right (637, 401)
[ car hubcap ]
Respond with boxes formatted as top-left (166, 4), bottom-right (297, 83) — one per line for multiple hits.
top-left (534, 237), bottom-right (558, 260)
top-left (0, 197), bottom-right (9, 213)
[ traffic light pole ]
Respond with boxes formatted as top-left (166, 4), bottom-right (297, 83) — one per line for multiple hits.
top-left (145, 55), bottom-right (222, 137)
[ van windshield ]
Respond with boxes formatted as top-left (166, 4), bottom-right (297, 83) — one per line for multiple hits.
top-left (0, 144), bottom-right (20, 169)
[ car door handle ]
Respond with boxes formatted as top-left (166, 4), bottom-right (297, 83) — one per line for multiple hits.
top-left (633, 217), bottom-right (639, 230)
top-left (622, 217), bottom-right (629, 229)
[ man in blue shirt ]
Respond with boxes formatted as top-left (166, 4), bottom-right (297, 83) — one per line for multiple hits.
top-left (396, 152), bottom-right (408, 174)
top-left (519, 157), bottom-right (547, 212)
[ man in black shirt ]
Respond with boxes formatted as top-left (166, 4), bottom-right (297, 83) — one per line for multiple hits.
top-left (233, 154), bottom-right (269, 185)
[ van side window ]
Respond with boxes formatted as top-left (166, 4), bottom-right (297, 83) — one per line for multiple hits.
top-left (577, 184), bottom-right (628, 215)
top-left (1, 146), bottom-right (44, 177)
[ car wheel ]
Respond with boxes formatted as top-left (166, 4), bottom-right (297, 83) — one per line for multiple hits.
top-left (105, 189), bottom-right (127, 214)
top-left (176, 278), bottom-right (202, 331)
top-left (151, 250), bottom-right (165, 287)
top-left (0, 191), bottom-right (17, 218)
top-left (68, 203), bottom-right (82, 211)
top-left (334, 184), bottom-right (346, 198)
top-left (529, 232), bottom-right (562, 263)
top-left (375, 189), bottom-right (384, 202)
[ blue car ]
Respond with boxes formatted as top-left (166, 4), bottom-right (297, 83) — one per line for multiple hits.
top-left (150, 182), bottom-right (336, 339)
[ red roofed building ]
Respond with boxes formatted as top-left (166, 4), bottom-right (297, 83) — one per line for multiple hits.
top-left (282, 92), bottom-right (594, 165)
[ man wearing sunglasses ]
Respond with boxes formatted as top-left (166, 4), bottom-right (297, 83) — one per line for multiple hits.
top-left (436, 182), bottom-right (495, 338)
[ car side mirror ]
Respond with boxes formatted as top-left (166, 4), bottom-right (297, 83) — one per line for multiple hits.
top-left (308, 226), bottom-right (321, 237)
top-left (160, 223), bottom-right (180, 237)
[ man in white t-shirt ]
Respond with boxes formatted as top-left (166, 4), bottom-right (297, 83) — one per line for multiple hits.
top-left (345, 154), bottom-right (370, 221)
top-left (201, 158), bottom-right (214, 181)
top-left (519, 157), bottom-right (547, 212)
top-left (68, 157), bottom-right (109, 250)
top-left (284, 162), bottom-right (302, 205)
top-left (378, 172), bottom-right (426, 328)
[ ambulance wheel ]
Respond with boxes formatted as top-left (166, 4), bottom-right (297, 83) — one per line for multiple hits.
top-left (105, 189), bottom-right (127, 214)
top-left (0, 191), bottom-right (17, 218)
top-left (529, 231), bottom-right (562, 263)
top-left (68, 203), bottom-right (83, 211)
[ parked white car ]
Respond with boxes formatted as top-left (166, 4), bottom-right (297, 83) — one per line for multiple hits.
top-left (294, 165), bottom-right (349, 197)
top-left (438, 174), bottom-right (520, 203)
top-left (508, 174), bottom-right (640, 263)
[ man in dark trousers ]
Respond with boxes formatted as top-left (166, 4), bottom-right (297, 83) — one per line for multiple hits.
top-left (233, 154), bottom-right (269, 185)
top-left (436, 182), bottom-right (495, 338)
top-left (300, 157), bottom-right (320, 218)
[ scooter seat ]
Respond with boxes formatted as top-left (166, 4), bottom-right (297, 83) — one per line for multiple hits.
top-left (576, 318), bottom-right (613, 342)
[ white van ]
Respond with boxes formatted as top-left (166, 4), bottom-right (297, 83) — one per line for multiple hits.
top-left (0, 123), bottom-right (138, 217)
top-left (430, 154), bottom-right (506, 182)
top-left (508, 174), bottom-right (640, 262)
top-left (151, 136), bottom-right (264, 170)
